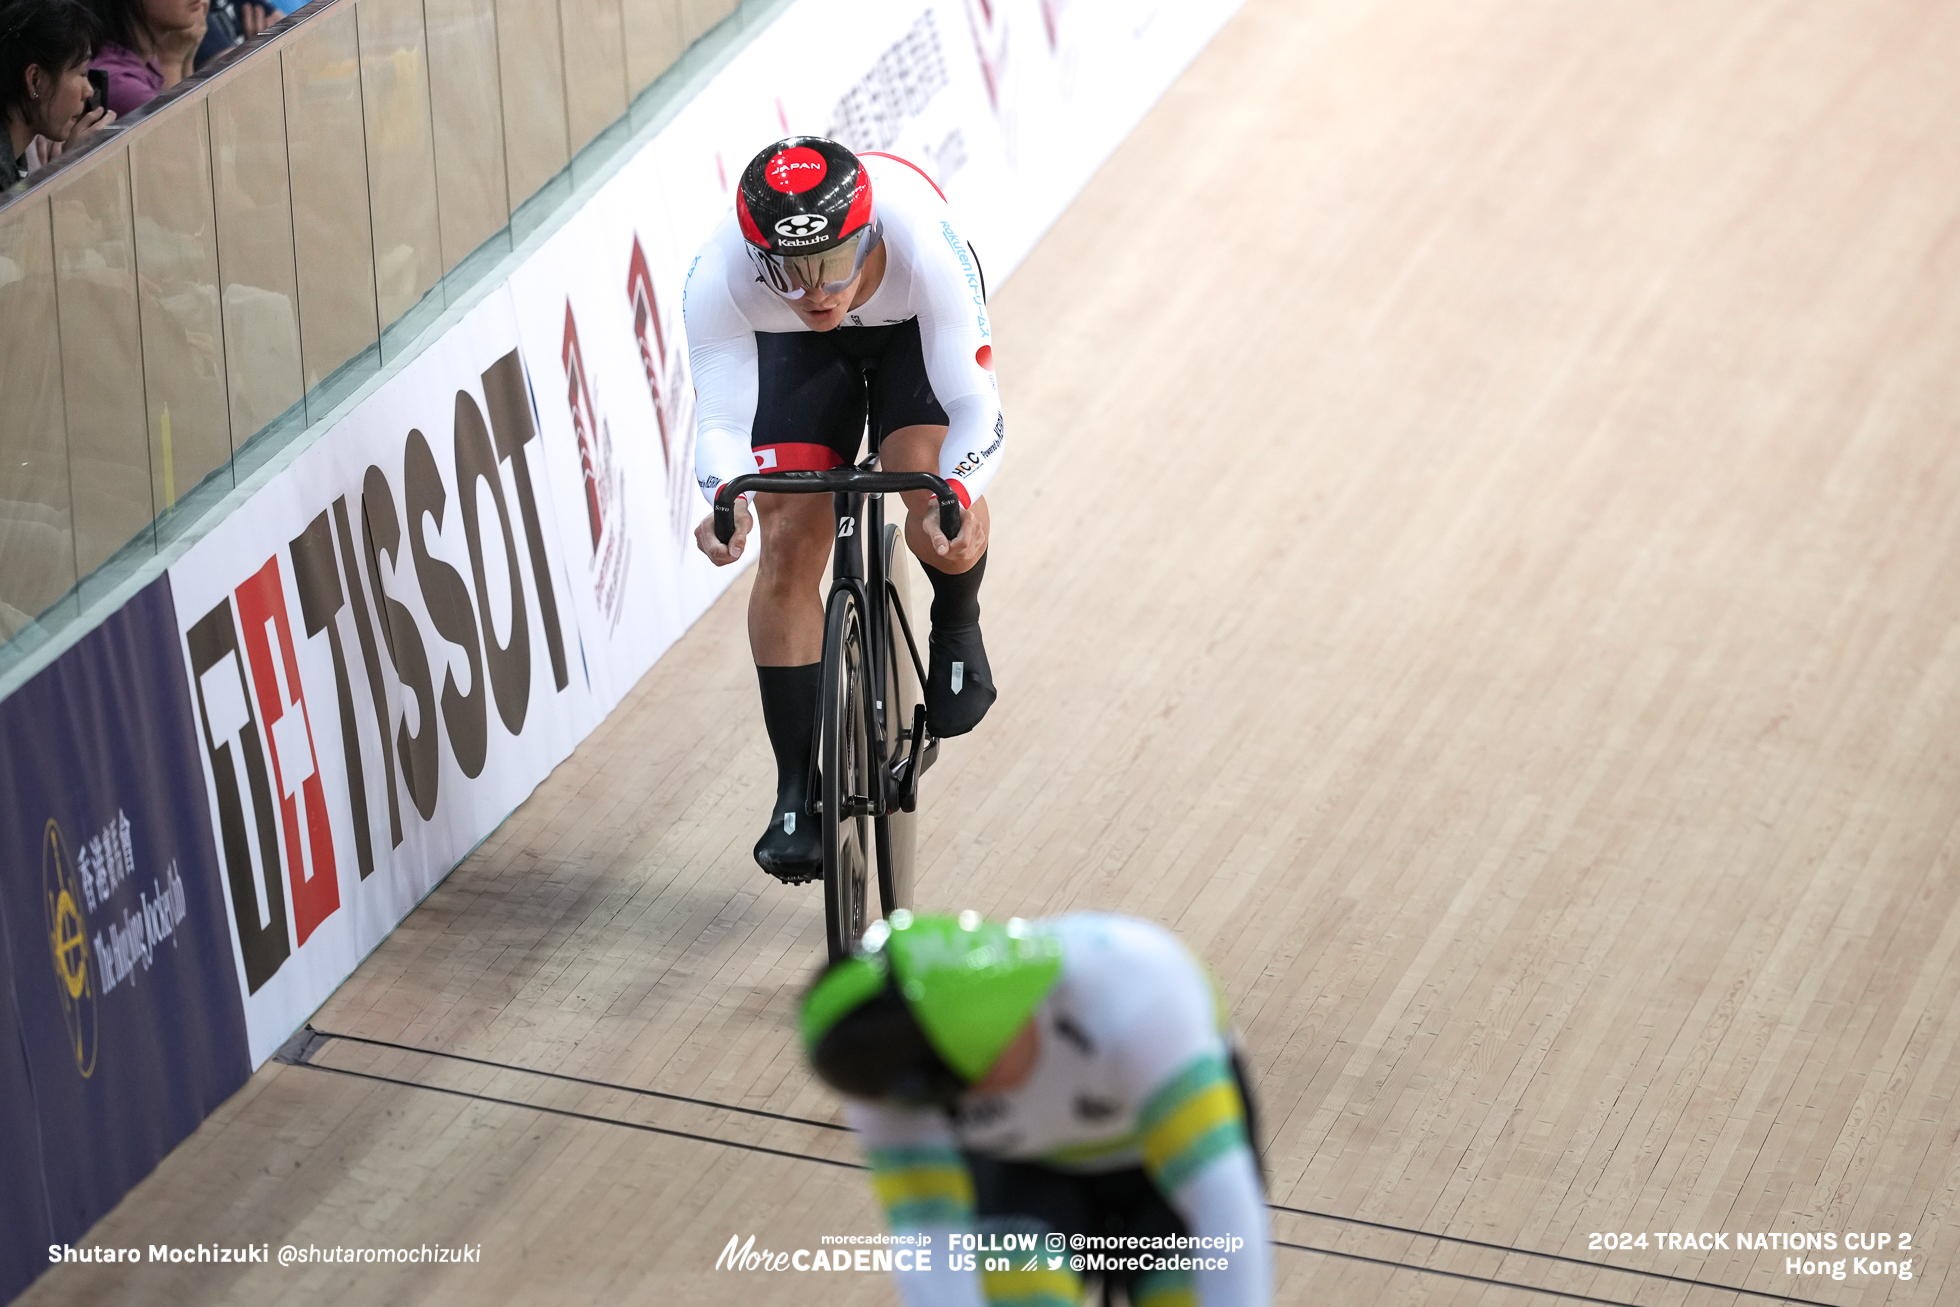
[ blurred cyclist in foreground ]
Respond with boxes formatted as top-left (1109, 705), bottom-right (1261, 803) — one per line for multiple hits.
top-left (802, 911), bottom-right (1272, 1306)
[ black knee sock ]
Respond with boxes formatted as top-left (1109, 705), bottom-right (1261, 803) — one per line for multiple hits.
top-left (756, 663), bottom-right (821, 801)
top-left (923, 549), bottom-right (987, 628)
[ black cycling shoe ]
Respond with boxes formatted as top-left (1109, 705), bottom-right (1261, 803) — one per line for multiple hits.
top-left (754, 798), bottom-right (821, 884)
top-left (925, 622), bottom-right (996, 737)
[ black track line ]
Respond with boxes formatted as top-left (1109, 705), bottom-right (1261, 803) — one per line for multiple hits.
top-left (291, 1030), bottom-right (1841, 1307)
top-left (298, 1059), bottom-right (869, 1171)
top-left (308, 1027), bottom-right (851, 1131)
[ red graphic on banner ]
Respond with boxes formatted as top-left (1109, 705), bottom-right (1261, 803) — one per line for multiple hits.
top-left (627, 238), bottom-right (673, 464)
top-left (967, 0), bottom-right (1009, 114)
top-left (627, 233), bottom-right (699, 545)
top-left (564, 301), bottom-right (631, 626)
top-left (563, 303), bottom-right (605, 549)
top-left (233, 558), bottom-right (340, 946)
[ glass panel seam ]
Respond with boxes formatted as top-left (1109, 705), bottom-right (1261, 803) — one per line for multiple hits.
top-left (279, 45), bottom-right (310, 428)
top-left (351, 3), bottom-right (385, 353)
top-left (202, 98), bottom-right (240, 460)
top-left (413, 0), bottom-right (453, 278)
top-left (44, 194), bottom-right (80, 595)
top-left (555, 0), bottom-right (572, 160)
top-left (612, 0), bottom-right (630, 112)
top-left (489, 0), bottom-right (515, 211)
top-left (120, 148), bottom-right (161, 521)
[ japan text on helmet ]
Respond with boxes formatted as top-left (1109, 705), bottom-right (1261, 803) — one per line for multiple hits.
top-left (800, 911), bottom-right (1064, 1106)
top-left (737, 136), bottom-right (882, 297)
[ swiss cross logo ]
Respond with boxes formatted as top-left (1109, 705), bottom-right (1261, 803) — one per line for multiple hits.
top-left (187, 557), bottom-right (340, 992)
top-left (234, 559), bottom-right (341, 946)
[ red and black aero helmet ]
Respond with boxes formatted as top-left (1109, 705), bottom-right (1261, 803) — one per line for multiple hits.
top-left (738, 137), bottom-right (884, 297)
top-left (738, 136), bottom-right (874, 255)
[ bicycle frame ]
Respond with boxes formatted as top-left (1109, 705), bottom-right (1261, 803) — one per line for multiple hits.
top-left (711, 365), bottom-right (958, 826)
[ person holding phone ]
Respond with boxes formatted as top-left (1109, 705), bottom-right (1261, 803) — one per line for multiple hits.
top-left (0, 0), bottom-right (115, 189)
top-left (85, 0), bottom-right (205, 116)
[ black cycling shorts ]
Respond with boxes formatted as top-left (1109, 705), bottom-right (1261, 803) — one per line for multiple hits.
top-left (963, 1052), bottom-right (1262, 1301)
top-left (750, 317), bottom-right (950, 473)
top-left (966, 1157), bottom-right (1186, 1301)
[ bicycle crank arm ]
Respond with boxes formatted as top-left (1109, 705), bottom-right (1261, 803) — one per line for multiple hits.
top-left (808, 796), bottom-right (877, 818)
top-left (890, 705), bottom-right (940, 813)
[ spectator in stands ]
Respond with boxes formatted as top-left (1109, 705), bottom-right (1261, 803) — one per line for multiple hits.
top-left (86, 0), bottom-right (205, 116)
top-left (193, 0), bottom-right (280, 71)
top-left (1, 0), bottom-right (114, 189)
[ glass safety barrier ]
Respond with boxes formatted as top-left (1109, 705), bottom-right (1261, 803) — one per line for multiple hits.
top-left (0, 0), bottom-right (763, 672)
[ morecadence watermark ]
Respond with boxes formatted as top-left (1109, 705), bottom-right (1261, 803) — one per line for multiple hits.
top-left (715, 1234), bottom-right (933, 1273)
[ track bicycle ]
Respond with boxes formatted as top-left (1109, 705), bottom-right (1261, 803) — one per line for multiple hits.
top-left (713, 364), bottom-right (965, 961)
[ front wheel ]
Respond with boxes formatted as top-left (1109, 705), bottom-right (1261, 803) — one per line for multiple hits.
top-left (821, 589), bottom-right (874, 961)
top-left (876, 524), bottom-right (919, 916)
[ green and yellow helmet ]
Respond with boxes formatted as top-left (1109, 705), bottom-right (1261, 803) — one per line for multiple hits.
top-left (801, 910), bottom-right (1064, 1102)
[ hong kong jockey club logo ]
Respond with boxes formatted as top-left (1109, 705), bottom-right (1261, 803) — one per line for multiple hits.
top-left (775, 213), bottom-right (828, 239)
top-left (42, 819), bottom-right (99, 1077)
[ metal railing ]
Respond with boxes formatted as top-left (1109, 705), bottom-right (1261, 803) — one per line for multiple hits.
top-left (0, 0), bottom-right (749, 665)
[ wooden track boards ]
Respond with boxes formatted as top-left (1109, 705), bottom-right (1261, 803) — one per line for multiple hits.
top-left (22, 0), bottom-right (1960, 1303)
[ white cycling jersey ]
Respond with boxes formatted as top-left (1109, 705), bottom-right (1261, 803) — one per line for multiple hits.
top-left (846, 914), bottom-right (1273, 1307)
top-left (683, 153), bottom-right (1004, 508)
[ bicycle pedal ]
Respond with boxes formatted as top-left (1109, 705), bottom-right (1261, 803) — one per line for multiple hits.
top-left (895, 705), bottom-right (933, 812)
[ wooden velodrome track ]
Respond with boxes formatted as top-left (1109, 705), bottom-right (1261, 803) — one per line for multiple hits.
top-left (23, 0), bottom-right (1960, 1303)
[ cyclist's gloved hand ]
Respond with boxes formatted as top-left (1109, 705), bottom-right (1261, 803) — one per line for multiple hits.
top-left (695, 497), bottom-right (752, 566)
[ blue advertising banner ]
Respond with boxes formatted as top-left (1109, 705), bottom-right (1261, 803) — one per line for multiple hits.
top-left (0, 575), bottom-right (250, 1298)
top-left (0, 947), bottom-right (53, 1304)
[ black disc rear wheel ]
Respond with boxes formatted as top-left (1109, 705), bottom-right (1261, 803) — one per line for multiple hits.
top-left (821, 590), bottom-right (873, 960)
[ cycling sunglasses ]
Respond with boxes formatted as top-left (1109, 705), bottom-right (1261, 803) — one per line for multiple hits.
top-left (756, 224), bottom-right (881, 298)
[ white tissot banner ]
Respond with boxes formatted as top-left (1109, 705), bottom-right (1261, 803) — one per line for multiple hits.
top-left (169, 294), bottom-right (592, 1066)
top-left (164, 0), bottom-right (1242, 1065)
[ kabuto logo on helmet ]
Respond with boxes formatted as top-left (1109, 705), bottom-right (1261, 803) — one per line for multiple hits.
top-left (740, 137), bottom-right (874, 254)
top-left (775, 213), bottom-right (828, 239)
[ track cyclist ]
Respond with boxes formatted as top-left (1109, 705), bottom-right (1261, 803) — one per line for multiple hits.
top-left (686, 137), bottom-right (1003, 884)
top-left (801, 911), bottom-right (1273, 1307)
